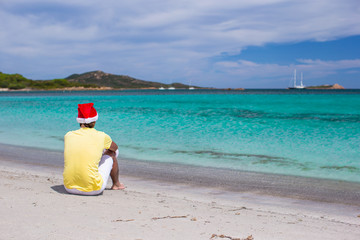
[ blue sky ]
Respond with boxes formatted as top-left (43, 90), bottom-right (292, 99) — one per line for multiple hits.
top-left (1, 0), bottom-right (360, 88)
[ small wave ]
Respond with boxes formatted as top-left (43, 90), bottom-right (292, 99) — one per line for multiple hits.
top-left (194, 108), bottom-right (266, 119)
top-left (191, 150), bottom-right (285, 160)
top-left (119, 144), bottom-right (161, 152)
top-left (320, 165), bottom-right (359, 172)
top-left (252, 158), bottom-right (308, 169)
top-left (288, 113), bottom-right (360, 123)
top-left (173, 149), bottom-right (301, 167)
top-left (48, 136), bottom-right (63, 141)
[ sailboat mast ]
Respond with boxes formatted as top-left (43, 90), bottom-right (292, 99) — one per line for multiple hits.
top-left (288, 69), bottom-right (305, 89)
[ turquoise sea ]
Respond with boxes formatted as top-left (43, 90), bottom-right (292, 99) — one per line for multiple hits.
top-left (0, 89), bottom-right (359, 182)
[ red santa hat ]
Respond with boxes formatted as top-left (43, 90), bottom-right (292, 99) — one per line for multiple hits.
top-left (77, 103), bottom-right (98, 123)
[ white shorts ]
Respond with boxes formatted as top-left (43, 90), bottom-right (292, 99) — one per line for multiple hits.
top-left (65, 150), bottom-right (119, 196)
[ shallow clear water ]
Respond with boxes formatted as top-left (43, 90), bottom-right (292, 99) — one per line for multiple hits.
top-left (1, 89), bottom-right (359, 182)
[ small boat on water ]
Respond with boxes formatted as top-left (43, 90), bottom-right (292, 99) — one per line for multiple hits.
top-left (168, 87), bottom-right (175, 90)
top-left (288, 69), bottom-right (305, 89)
top-left (188, 79), bottom-right (195, 90)
top-left (159, 87), bottom-right (165, 90)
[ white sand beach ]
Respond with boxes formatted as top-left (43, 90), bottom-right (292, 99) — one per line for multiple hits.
top-left (0, 152), bottom-right (359, 240)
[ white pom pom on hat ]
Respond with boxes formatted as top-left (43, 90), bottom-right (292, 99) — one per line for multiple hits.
top-left (77, 103), bottom-right (98, 124)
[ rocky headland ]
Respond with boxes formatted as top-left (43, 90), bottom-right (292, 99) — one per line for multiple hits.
top-left (306, 83), bottom-right (345, 89)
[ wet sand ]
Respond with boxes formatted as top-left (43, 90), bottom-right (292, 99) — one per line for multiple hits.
top-left (0, 143), bottom-right (360, 239)
top-left (1, 143), bottom-right (359, 205)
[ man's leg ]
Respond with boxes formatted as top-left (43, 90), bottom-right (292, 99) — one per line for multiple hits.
top-left (103, 149), bottom-right (125, 190)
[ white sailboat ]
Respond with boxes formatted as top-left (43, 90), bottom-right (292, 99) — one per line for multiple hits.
top-left (288, 69), bottom-right (305, 89)
top-left (189, 79), bottom-right (195, 90)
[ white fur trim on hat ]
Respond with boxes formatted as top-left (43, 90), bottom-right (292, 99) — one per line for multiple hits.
top-left (77, 114), bottom-right (98, 124)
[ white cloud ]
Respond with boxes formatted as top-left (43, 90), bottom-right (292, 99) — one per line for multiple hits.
top-left (1, 0), bottom-right (360, 87)
top-left (214, 60), bottom-right (290, 78)
top-left (210, 58), bottom-right (360, 88)
top-left (297, 59), bottom-right (360, 69)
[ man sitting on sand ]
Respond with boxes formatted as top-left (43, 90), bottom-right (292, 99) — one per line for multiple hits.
top-left (63, 103), bottom-right (125, 195)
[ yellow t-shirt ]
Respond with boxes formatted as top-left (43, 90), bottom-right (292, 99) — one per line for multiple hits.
top-left (63, 128), bottom-right (112, 192)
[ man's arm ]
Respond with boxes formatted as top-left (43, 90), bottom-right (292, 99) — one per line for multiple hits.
top-left (105, 141), bottom-right (125, 190)
top-left (108, 141), bottom-right (118, 152)
top-left (103, 141), bottom-right (118, 157)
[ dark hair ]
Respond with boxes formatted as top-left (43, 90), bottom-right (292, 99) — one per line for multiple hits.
top-left (80, 122), bottom-right (95, 128)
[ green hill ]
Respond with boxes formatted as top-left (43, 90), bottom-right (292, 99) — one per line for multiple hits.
top-left (0, 70), bottom-right (194, 90)
top-left (0, 72), bottom-right (97, 90)
top-left (66, 70), bottom-right (189, 89)
top-left (0, 72), bottom-right (31, 89)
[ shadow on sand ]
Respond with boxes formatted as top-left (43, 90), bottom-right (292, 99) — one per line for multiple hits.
top-left (51, 185), bottom-right (68, 194)
top-left (50, 185), bottom-right (105, 196)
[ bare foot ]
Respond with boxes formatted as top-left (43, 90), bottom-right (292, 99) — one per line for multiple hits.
top-left (111, 182), bottom-right (126, 190)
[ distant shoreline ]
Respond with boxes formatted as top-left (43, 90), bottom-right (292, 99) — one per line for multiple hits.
top-left (0, 87), bottom-right (213, 92)
top-left (1, 87), bottom-right (358, 92)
